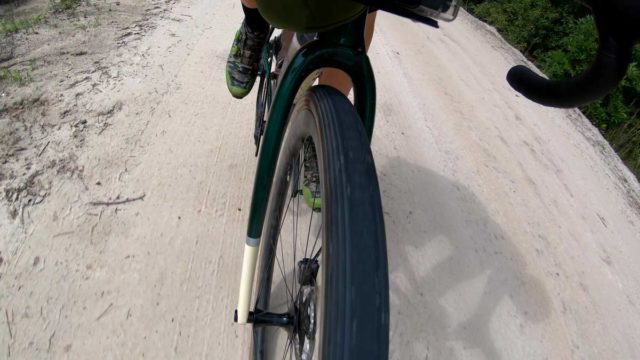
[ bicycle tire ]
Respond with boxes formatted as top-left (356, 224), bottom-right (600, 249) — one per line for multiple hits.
top-left (252, 86), bottom-right (389, 359)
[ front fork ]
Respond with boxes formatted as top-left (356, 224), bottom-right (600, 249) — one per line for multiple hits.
top-left (237, 241), bottom-right (260, 324)
top-left (235, 11), bottom-right (376, 324)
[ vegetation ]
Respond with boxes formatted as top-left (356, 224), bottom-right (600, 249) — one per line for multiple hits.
top-left (1, 0), bottom-right (82, 35)
top-left (0, 15), bottom-right (42, 34)
top-left (467, 0), bottom-right (640, 177)
top-left (49, 0), bottom-right (83, 12)
top-left (0, 67), bottom-right (32, 85)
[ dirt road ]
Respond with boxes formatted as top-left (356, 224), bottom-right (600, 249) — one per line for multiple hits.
top-left (1, 0), bottom-right (640, 358)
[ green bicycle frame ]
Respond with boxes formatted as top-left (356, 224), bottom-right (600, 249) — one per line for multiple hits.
top-left (236, 11), bottom-right (377, 324)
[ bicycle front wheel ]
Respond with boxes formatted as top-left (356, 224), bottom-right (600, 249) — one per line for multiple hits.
top-left (252, 86), bottom-right (389, 359)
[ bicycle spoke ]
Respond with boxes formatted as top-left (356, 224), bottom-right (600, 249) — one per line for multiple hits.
top-left (292, 180), bottom-right (298, 304)
top-left (278, 226), bottom-right (294, 309)
top-left (304, 201), bottom-right (316, 259)
top-left (292, 148), bottom-right (306, 302)
top-left (282, 333), bottom-right (293, 360)
top-left (302, 140), bottom-right (319, 260)
top-left (310, 224), bottom-right (322, 261)
top-left (274, 176), bottom-right (297, 309)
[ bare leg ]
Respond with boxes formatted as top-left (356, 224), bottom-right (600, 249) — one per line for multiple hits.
top-left (241, 0), bottom-right (257, 8)
top-left (318, 11), bottom-right (377, 96)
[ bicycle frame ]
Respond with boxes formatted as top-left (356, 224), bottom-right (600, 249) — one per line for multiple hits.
top-left (236, 11), bottom-right (377, 324)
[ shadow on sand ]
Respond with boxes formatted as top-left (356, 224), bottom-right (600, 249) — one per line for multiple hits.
top-left (379, 157), bottom-right (551, 359)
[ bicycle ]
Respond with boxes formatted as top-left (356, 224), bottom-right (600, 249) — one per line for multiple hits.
top-left (232, 0), bottom-right (640, 358)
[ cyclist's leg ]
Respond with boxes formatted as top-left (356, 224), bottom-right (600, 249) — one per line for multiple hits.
top-left (226, 0), bottom-right (270, 99)
top-left (239, 0), bottom-right (266, 31)
top-left (317, 10), bottom-right (377, 96)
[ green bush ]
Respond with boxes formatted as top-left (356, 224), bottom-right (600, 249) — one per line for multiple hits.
top-left (49, 0), bottom-right (82, 12)
top-left (0, 15), bottom-right (42, 34)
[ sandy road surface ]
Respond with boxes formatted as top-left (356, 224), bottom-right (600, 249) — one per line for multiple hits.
top-left (2, 0), bottom-right (640, 358)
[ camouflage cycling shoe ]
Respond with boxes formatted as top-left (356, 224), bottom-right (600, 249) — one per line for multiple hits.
top-left (226, 21), bottom-right (268, 99)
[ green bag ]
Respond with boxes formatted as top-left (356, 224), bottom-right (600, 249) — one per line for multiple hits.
top-left (256, 0), bottom-right (366, 32)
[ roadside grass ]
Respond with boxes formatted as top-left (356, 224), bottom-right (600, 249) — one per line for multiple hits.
top-left (1, 0), bottom-right (89, 35)
top-left (1, 0), bottom-right (90, 86)
top-left (608, 119), bottom-right (640, 176)
top-left (0, 67), bottom-right (32, 85)
top-left (49, 0), bottom-right (83, 12)
top-left (0, 15), bottom-right (43, 34)
top-left (0, 60), bottom-right (35, 86)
